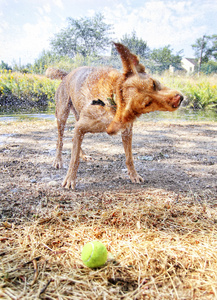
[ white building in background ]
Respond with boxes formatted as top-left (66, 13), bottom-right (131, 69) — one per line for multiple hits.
top-left (181, 58), bottom-right (198, 74)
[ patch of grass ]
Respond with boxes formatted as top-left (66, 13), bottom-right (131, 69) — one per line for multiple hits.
top-left (159, 73), bottom-right (217, 110)
top-left (1, 70), bottom-right (217, 113)
top-left (0, 71), bottom-right (60, 112)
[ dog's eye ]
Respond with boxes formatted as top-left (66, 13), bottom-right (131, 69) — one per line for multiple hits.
top-left (153, 81), bottom-right (156, 90)
top-left (145, 101), bottom-right (152, 107)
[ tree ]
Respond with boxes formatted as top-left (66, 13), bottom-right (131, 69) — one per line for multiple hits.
top-left (192, 35), bottom-right (217, 63)
top-left (201, 61), bottom-right (217, 74)
top-left (212, 35), bottom-right (217, 60)
top-left (150, 46), bottom-right (182, 73)
top-left (0, 60), bottom-right (12, 71)
top-left (112, 31), bottom-right (150, 58)
top-left (50, 13), bottom-right (113, 58)
top-left (192, 35), bottom-right (212, 72)
top-left (32, 50), bottom-right (61, 73)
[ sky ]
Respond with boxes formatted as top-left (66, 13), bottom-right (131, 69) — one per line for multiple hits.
top-left (0, 0), bottom-right (217, 66)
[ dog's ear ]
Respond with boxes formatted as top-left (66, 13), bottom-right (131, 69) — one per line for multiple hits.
top-left (114, 42), bottom-right (138, 76)
top-left (114, 42), bottom-right (146, 75)
top-left (107, 43), bottom-right (145, 135)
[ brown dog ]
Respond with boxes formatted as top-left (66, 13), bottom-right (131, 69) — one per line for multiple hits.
top-left (46, 43), bottom-right (183, 189)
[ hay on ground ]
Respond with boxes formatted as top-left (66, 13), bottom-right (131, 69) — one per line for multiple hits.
top-left (1, 190), bottom-right (217, 299)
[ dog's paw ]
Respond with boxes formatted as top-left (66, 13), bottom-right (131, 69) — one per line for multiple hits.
top-left (129, 172), bottom-right (144, 184)
top-left (62, 175), bottom-right (76, 190)
top-left (80, 154), bottom-right (93, 162)
top-left (53, 158), bottom-right (63, 169)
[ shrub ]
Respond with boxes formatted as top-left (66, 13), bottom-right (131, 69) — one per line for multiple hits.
top-left (0, 71), bottom-right (60, 113)
top-left (157, 73), bottom-right (217, 110)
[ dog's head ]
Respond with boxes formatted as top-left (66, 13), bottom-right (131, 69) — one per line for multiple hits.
top-left (107, 43), bottom-right (183, 135)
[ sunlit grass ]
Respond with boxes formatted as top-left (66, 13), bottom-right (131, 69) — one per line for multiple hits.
top-left (0, 71), bottom-right (60, 112)
top-left (1, 70), bottom-right (217, 112)
top-left (157, 73), bottom-right (217, 110)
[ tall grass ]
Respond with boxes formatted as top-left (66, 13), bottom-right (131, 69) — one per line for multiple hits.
top-left (0, 70), bottom-right (60, 112)
top-left (158, 73), bottom-right (217, 110)
top-left (1, 69), bottom-right (217, 113)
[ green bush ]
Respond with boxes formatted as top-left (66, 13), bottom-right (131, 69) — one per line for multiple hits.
top-left (158, 74), bottom-right (217, 110)
top-left (1, 70), bottom-right (217, 113)
top-left (0, 71), bottom-right (60, 112)
top-left (201, 61), bottom-right (217, 74)
top-left (183, 81), bottom-right (217, 109)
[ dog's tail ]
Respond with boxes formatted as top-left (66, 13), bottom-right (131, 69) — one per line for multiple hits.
top-left (45, 67), bottom-right (68, 80)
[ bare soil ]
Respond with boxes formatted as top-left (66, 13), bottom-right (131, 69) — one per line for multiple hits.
top-left (0, 118), bottom-right (217, 223)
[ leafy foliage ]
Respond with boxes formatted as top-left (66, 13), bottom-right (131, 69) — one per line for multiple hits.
top-left (184, 81), bottom-right (217, 110)
top-left (112, 31), bottom-right (150, 58)
top-left (50, 13), bottom-right (113, 58)
top-left (201, 61), bottom-right (217, 74)
top-left (1, 70), bottom-right (217, 113)
top-left (0, 71), bottom-right (59, 112)
top-left (150, 46), bottom-right (182, 73)
top-left (160, 74), bottom-right (217, 110)
top-left (32, 50), bottom-right (61, 74)
top-left (192, 34), bottom-right (217, 63)
top-left (0, 60), bottom-right (12, 71)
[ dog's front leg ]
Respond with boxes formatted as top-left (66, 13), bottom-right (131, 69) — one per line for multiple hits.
top-left (62, 126), bottom-right (84, 189)
top-left (53, 122), bottom-right (65, 169)
top-left (121, 125), bottom-right (144, 183)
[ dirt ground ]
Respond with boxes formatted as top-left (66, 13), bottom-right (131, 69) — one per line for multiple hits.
top-left (0, 117), bottom-right (217, 223)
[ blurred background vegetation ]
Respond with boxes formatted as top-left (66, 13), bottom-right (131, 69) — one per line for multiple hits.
top-left (0, 13), bottom-right (217, 113)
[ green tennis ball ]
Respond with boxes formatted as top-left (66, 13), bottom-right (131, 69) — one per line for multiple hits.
top-left (81, 241), bottom-right (108, 268)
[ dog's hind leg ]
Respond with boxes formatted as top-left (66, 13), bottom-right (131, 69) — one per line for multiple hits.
top-left (121, 125), bottom-right (144, 183)
top-left (70, 105), bottom-right (92, 162)
top-left (53, 97), bottom-right (71, 169)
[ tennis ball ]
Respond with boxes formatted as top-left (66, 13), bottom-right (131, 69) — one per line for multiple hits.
top-left (81, 241), bottom-right (108, 268)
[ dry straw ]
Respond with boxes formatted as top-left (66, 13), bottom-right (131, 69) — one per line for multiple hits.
top-left (1, 189), bottom-right (217, 299)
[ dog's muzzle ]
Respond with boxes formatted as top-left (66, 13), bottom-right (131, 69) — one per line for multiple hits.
top-left (172, 94), bottom-right (184, 108)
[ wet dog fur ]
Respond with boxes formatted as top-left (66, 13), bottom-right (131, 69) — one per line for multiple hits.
top-left (46, 43), bottom-right (183, 189)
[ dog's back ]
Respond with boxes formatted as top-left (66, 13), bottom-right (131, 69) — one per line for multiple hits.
top-left (54, 66), bottom-right (120, 116)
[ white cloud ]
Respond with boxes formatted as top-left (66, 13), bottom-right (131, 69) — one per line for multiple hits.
top-left (52, 0), bottom-right (64, 9)
top-left (0, 0), bottom-right (67, 65)
top-left (103, 0), bottom-right (208, 55)
top-left (37, 4), bottom-right (51, 15)
top-left (1, 15), bottom-right (55, 65)
top-left (19, 16), bottom-right (53, 60)
top-left (0, 19), bottom-right (8, 34)
top-left (1, 0), bottom-right (217, 65)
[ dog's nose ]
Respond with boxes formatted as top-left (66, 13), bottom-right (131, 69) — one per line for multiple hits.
top-left (172, 94), bottom-right (183, 108)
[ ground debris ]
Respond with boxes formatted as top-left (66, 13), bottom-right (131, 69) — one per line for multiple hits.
top-left (0, 119), bottom-right (217, 299)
